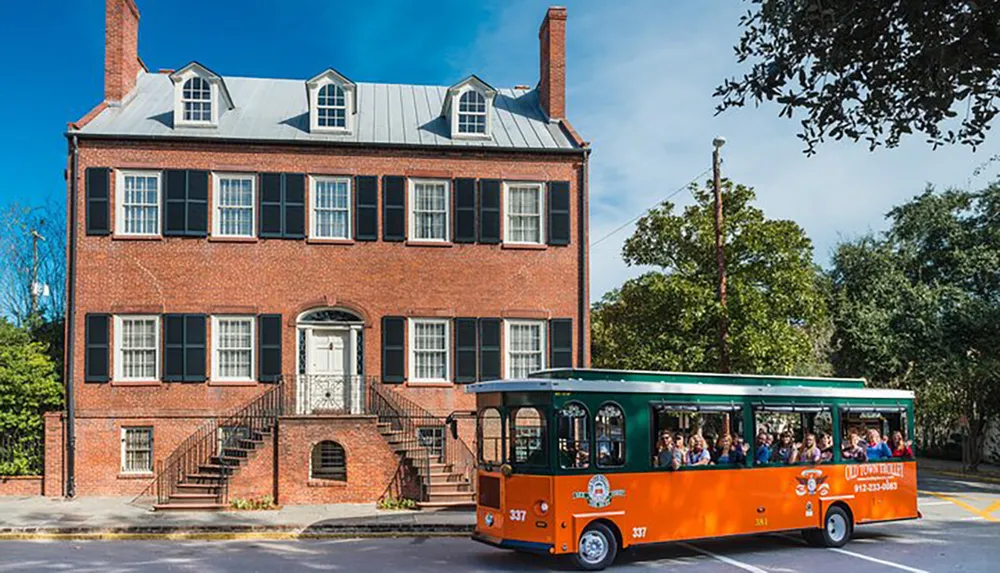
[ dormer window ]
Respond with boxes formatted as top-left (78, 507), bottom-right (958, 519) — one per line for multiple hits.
top-left (169, 62), bottom-right (234, 128)
top-left (182, 77), bottom-right (212, 123)
top-left (443, 75), bottom-right (496, 140)
top-left (307, 68), bottom-right (356, 134)
top-left (317, 84), bottom-right (347, 129)
top-left (458, 91), bottom-right (487, 134)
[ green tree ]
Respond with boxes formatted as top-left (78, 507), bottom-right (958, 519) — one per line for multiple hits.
top-left (716, 1), bottom-right (1000, 154)
top-left (0, 318), bottom-right (63, 475)
top-left (593, 180), bottom-right (830, 375)
top-left (830, 184), bottom-right (1000, 469)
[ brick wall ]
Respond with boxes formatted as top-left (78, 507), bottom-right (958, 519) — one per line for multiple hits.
top-left (227, 432), bottom-right (277, 501)
top-left (104, 0), bottom-right (142, 103)
top-left (0, 477), bottom-right (43, 496)
top-left (44, 411), bottom-right (64, 497)
top-left (276, 416), bottom-right (398, 505)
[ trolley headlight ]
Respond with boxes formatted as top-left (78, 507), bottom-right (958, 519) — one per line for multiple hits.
top-left (534, 500), bottom-right (549, 515)
top-left (484, 512), bottom-right (495, 527)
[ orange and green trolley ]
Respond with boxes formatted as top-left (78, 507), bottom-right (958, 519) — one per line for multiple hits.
top-left (467, 368), bottom-right (918, 570)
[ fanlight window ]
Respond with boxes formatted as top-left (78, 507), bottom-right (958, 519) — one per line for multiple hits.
top-left (182, 77), bottom-right (212, 122)
top-left (457, 90), bottom-right (487, 134)
top-left (317, 84), bottom-right (347, 128)
top-left (299, 309), bottom-right (362, 323)
top-left (557, 402), bottom-right (590, 469)
top-left (595, 403), bottom-right (626, 468)
top-left (311, 440), bottom-right (346, 481)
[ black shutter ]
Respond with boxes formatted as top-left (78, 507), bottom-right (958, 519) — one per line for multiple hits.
top-left (478, 318), bottom-right (501, 381)
top-left (258, 314), bottom-right (283, 383)
top-left (163, 314), bottom-right (206, 382)
top-left (84, 313), bottom-right (110, 382)
top-left (184, 315), bottom-right (206, 381)
top-left (259, 173), bottom-right (283, 238)
top-left (186, 170), bottom-right (209, 237)
top-left (383, 176), bottom-right (406, 242)
top-left (548, 181), bottom-right (571, 246)
top-left (454, 317), bottom-right (478, 383)
top-left (355, 175), bottom-right (379, 241)
top-left (163, 314), bottom-right (185, 381)
top-left (163, 170), bottom-right (188, 236)
top-left (479, 179), bottom-right (501, 244)
top-left (454, 178), bottom-right (477, 243)
top-left (381, 316), bottom-right (405, 383)
top-left (85, 168), bottom-right (110, 236)
top-left (549, 318), bottom-right (573, 368)
top-left (284, 174), bottom-right (306, 239)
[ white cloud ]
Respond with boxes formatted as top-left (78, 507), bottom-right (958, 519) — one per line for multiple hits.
top-left (464, 0), bottom-right (1000, 302)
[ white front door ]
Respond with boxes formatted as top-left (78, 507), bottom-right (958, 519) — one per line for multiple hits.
top-left (305, 329), bottom-right (350, 413)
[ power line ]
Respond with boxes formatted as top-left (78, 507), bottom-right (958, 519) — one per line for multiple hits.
top-left (590, 167), bottom-right (712, 249)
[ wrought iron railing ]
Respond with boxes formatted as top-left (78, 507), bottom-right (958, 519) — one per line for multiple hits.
top-left (292, 374), bottom-right (366, 415)
top-left (132, 382), bottom-right (285, 506)
top-left (0, 432), bottom-right (44, 476)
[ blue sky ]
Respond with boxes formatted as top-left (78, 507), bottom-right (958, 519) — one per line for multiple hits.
top-left (2, 0), bottom-right (997, 301)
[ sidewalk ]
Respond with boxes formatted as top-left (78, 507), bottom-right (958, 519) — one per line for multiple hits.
top-left (918, 457), bottom-right (1000, 483)
top-left (0, 496), bottom-right (475, 538)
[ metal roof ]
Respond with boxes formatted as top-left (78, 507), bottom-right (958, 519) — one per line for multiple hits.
top-left (534, 368), bottom-right (868, 388)
top-left (75, 73), bottom-right (579, 151)
top-left (464, 379), bottom-right (915, 401)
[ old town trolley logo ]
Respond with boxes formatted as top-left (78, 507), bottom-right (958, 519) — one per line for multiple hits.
top-left (795, 468), bottom-right (830, 497)
top-left (573, 474), bottom-right (625, 508)
top-left (845, 462), bottom-right (904, 493)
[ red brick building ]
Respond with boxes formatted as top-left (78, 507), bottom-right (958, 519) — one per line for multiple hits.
top-left (52, 0), bottom-right (589, 508)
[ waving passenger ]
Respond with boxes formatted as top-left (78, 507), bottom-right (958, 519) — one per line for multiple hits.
top-left (686, 435), bottom-right (712, 466)
top-left (865, 429), bottom-right (893, 461)
top-left (890, 430), bottom-right (914, 458)
top-left (754, 432), bottom-right (772, 465)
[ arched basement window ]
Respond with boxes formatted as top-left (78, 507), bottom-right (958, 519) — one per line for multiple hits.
top-left (311, 440), bottom-right (346, 481)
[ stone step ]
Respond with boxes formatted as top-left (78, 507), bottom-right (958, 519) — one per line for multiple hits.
top-left (176, 482), bottom-right (221, 493)
top-left (427, 482), bottom-right (471, 493)
top-left (415, 500), bottom-right (476, 510)
top-left (198, 464), bottom-right (235, 475)
top-left (425, 472), bottom-right (465, 485)
top-left (427, 491), bottom-right (476, 502)
top-left (183, 473), bottom-right (226, 482)
top-left (168, 493), bottom-right (220, 504)
top-left (210, 455), bottom-right (244, 467)
top-left (153, 503), bottom-right (229, 511)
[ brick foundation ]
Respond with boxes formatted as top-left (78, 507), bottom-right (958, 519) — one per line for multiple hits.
top-left (0, 476), bottom-right (43, 496)
top-left (277, 416), bottom-right (398, 505)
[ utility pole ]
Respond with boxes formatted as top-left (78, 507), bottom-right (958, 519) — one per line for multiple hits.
top-left (712, 137), bottom-right (730, 374)
top-left (30, 229), bottom-right (45, 319)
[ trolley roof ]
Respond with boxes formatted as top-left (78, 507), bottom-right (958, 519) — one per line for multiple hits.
top-left (464, 369), bottom-right (913, 401)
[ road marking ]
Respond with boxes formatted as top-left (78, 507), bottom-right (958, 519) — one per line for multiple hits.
top-left (829, 548), bottom-right (929, 572)
top-left (920, 490), bottom-right (1000, 522)
top-left (984, 500), bottom-right (1000, 515)
top-left (679, 542), bottom-right (768, 573)
top-left (917, 500), bottom-right (951, 507)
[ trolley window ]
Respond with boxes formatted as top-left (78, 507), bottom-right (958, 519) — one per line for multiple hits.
top-left (753, 405), bottom-right (833, 466)
top-left (651, 403), bottom-right (744, 469)
top-left (595, 403), bottom-right (626, 468)
top-left (511, 407), bottom-right (548, 467)
top-left (478, 408), bottom-right (504, 467)
top-left (557, 402), bottom-right (590, 469)
top-left (840, 406), bottom-right (913, 462)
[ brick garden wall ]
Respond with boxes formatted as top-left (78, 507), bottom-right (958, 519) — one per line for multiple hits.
top-left (0, 477), bottom-right (43, 496)
top-left (227, 433), bottom-right (277, 502)
top-left (276, 416), bottom-right (398, 505)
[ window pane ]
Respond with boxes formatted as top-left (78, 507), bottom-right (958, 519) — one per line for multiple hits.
top-left (217, 177), bottom-right (253, 236)
top-left (512, 407), bottom-right (546, 465)
top-left (595, 404), bottom-right (626, 468)
top-left (217, 318), bottom-right (252, 379)
top-left (558, 403), bottom-right (590, 469)
top-left (413, 321), bottom-right (447, 380)
top-left (123, 175), bottom-right (159, 235)
top-left (121, 318), bottom-right (157, 379)
top-left (313, 179), bottom-right (350, 239)
top-left (413, 182), bottom-right (447, 240)
top-left (122, 428), bottom-right (152, 473)
top-left (479, 409), bottom-right (504, 465)
top-left (507, 322), bottom-right (543, 378)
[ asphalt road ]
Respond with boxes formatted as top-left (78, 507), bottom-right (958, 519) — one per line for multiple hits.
top-left (1, 473), bottom-right (997, 573)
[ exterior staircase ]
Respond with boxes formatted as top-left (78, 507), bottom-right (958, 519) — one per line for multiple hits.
top-left (375, 420), bottom-right (475, 508)
top-left (133, 383), bottom-right (284, 511)
top-left (368, 382), bottom-right (476, 509)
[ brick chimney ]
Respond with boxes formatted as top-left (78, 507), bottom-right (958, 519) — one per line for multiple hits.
top-left (104, 0), bottom-right (142, 104)
top-left (538, 6), bottom-right (567, 121)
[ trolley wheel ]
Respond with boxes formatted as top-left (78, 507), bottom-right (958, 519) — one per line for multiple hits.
top-left (572, 522), bottom-right (618, 571)
top-left (808, 506), bottom-right (852, 548)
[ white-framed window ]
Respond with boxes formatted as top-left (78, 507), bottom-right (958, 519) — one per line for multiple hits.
top-left (457, 90), bottom-right (488, 135)
top-left (504, 182), bottom-right (545, 244)
top-left (212, 173), bottom-right (255, 237)
top-left (211, 316), bottom-right (255, 381)
top-left (182, 77), bottom-right (212, 123)
top-left (114, 315), bottom-right (160, 381)
top-left (116, 170), bottom-right (161, 236)
top-left (317, 84), bottom-right (347, 129)
top-left (310, 176), bottom-right (352, 239)
top-left (408, 179), bottom-right (450, 242)
top-left (505, 320), bottom-right (546, 379)
top-left (409, 318), bottom-right (450, 382)
top-left (121, 427), bottom-right (153, 474)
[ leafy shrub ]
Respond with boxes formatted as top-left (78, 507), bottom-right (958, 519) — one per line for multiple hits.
top-left (230, 495), bottom-right (276, 510)
top-left (377, 496), bottom-right (417, 510)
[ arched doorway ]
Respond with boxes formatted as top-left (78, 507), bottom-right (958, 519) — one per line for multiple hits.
top-left (296, 308), bottom-right (365, 414)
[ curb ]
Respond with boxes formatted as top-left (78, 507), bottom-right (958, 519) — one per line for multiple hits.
top-left (921, 468), bottom-right (1000, 485)
top-left (0, 524), bottom-right (474, 541)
